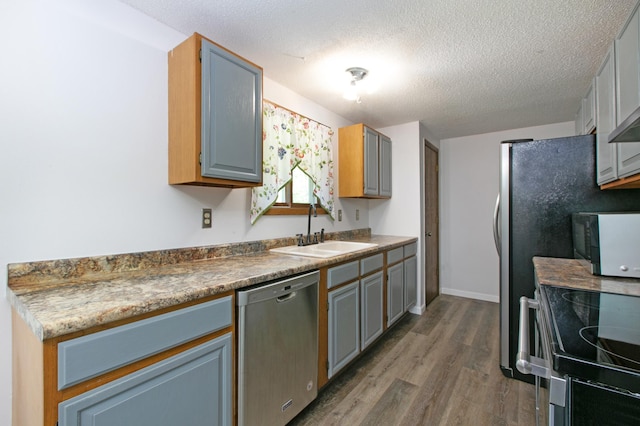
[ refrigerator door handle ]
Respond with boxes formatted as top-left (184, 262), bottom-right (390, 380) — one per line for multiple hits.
top-left (493, 193), bottom-right (501, 255)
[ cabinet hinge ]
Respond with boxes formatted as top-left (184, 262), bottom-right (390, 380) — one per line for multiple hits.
top-left (326, 360), bottom-right (329, 372)
top-left (199, 48), bottom-right (202, 63)
top-left (199, 152), bottom-right (202, 165)
top-left (327, 302), bottom-right (330, 311)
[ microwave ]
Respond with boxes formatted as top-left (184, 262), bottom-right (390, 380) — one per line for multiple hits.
top-left (571, 212), bottom-right (640, 278)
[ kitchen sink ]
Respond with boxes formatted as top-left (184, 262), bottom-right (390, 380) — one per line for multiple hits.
top-left (270, 241), bottom-right (378, 258)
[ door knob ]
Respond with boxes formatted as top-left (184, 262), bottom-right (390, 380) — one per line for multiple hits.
top-left (427, 232), bottom-right (432, 237)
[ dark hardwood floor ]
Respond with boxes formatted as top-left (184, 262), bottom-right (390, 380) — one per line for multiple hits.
top-left (290, 295), bottom-right (537, 425)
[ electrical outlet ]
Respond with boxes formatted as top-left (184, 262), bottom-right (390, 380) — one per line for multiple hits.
top-left (356, 209), bottom-right (360, 221)
top-left (338, 209), bottom-right (343, 221)
top-left (202, 208), bottom-right (212, 228)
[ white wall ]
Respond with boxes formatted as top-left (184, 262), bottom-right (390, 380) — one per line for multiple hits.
top-left (0, 1), bottom-right (366, 423)
top-left (370, 122), bottom-right (426, 311)
top-left (439, 122), bottom-right (575, 302)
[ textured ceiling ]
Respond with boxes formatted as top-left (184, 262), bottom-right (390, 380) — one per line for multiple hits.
top-left (119, 0), bottom-right (637, 139)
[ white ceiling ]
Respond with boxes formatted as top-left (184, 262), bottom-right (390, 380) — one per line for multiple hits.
top-left (119, 0), bottom-right (637, 140)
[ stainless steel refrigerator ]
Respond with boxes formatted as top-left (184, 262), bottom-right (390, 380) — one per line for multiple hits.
top-left (494, 135), bottom-right (640, 383)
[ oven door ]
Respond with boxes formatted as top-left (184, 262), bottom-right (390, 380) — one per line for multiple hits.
top-left (517, 293), bottom-right (567, 426)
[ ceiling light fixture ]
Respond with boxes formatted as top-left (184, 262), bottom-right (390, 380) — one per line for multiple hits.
top-left (343, 67), bottom-right (368, 103)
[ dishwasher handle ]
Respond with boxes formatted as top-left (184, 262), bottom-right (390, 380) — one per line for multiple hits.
top-left (276, 292), bottom-right (297, 303)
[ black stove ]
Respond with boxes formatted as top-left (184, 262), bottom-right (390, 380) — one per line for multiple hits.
top-left (539, 285), bottom-right (640, 394)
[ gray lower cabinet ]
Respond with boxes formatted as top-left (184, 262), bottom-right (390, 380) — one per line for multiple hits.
top-left (327, 281), bottom-right (360, 378)
top-left (360, 271), bottom-right (384, 350)
top-left (387, 262), bottom-right (404, 327)
top-left (388, 243), bottom-right (418, 326)
top-left (327, 255), bottom-right (385, 379)
top-left (58, 333), bottom-right (232, 426)
top-left (404, 256), bottom-right (418, 311)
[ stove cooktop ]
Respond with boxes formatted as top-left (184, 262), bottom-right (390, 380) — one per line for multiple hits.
top-left (540, 285), bottom-right (640, 393)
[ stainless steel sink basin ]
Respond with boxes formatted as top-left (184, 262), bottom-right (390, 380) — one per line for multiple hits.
top-left (270, 241), bottom-right (378, 258)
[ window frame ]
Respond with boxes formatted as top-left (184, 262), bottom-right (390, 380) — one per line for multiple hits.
top-left (264, 173), bottom-right (328, 216)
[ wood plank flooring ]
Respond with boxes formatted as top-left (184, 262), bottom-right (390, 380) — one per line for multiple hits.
top-left (290, 295), bottom-right (537, 426)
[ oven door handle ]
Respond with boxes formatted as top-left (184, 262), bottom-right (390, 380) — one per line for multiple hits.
top-left (516, 296), bottom-right (551, 378)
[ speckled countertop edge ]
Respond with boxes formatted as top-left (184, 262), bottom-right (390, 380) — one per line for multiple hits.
top-left (533, 256), bottom-right (640, 297)
top-left (7, 232), bottom-right (417, 341)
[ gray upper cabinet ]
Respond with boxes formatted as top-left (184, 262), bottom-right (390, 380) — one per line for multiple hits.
top-left (596, 44), bottom-right (618, 185)
top-left (379, 134), bottom-right (392, 197)
top-left (575, 102), bottom-right (584, 136)
top-left (613, 3), bottom-right (640, 179)
top-left (583, 82), bottom-right (596, 135)
top-left (363, 126), bottom-right (380, 196)
top-left (618, 142), bottom-right (640, 177)
top-left (590, 3), bottom-right (640, 189)
top-left (168, 33), bottom-right (263, 188)
top-left (338, 123), bottom-right (392, 198)
top-left (201, 39), bottom-right (262, 183)
top-left (615, 4), bottom-right (640, 128)
top-left (576, 81), bottom-right (596, 136)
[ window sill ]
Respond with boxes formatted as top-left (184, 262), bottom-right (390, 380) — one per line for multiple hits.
top-left (265, 206), bottom-right (328, 216)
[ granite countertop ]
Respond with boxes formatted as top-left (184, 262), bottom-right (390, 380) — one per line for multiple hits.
top-left (7, 230), bottom-right (417, 341)
top-left (533, 256), bottom-right (640, 297)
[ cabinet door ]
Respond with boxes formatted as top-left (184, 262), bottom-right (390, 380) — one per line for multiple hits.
top-left (379, 134), bottom-right (392, 197)
top-left (617, 142), bottom-right (640, 177)
top-left (201, 38), bottom-right (262, 183)
top-left (59, 333), bottom-right (232, 426)
top-left (387, 263), bottom-right (404, 327)
top-left (575, 103), bottom-right (584, 136)
top-left (363, 127), bottom-right (379, 196)
top-left (596, 45), bottom-right (618, 185)
top-left (328, 281), bottom-right (360, 378)
top-left (361, 272), bottom-right (384, 350)
top-left (404, 256), bottom-right (417, 311)
top-left (583, 81), bottom-right (596, 134)
top-left (615, 5), bottom-right (640, 127)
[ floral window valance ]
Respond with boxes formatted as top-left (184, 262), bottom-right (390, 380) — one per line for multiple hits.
top-left (250, 101), bottom-right (335, 224)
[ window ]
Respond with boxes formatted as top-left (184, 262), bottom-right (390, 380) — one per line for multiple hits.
top-left (266, 167), bottom-right (327, 215)
top-left (250, 101), bottom-right (334, 224)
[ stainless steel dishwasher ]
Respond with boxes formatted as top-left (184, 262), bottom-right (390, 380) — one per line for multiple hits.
top-left (236, 270), bottom-right (319, 426)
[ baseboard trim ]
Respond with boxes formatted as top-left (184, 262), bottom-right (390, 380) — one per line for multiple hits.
top-left (440, 288), bottom-right (499, 303)
top-left (409, 304), bottom-right (425, 315)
